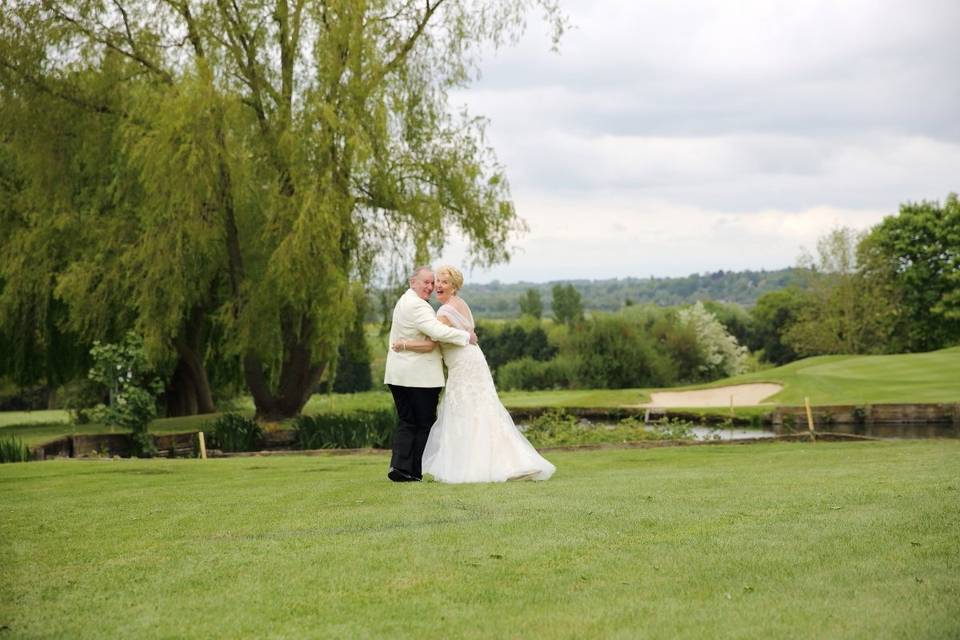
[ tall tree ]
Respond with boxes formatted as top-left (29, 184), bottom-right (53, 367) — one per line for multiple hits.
top-left (750, 288), bottom-right (805, 365)
top-left (551, 283), bottom-right (583, 326)
top-left (1, 0), bottom-right (565, 419)
top-left (859, 194), bottom-right (960, 351)
top-left (518, 288), bottom-right (543, 319)
top-left (784, 228), bottom-right (894, 356)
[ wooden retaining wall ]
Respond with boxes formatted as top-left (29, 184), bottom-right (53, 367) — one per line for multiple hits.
top-left (32, 429), bottom-right (297, 460)
top-left (772, 403), bottom-right (960, 429)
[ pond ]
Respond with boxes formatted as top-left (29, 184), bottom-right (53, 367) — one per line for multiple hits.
top-left (777, 422), bottom-right (959, 440)
top-left (581, 422), bottom-right (960, 441)
top-left (689, 422), bottom-right (959, 441)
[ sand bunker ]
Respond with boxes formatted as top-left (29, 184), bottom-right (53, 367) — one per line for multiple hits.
top-left (641, 383), bottom-right (783, 408)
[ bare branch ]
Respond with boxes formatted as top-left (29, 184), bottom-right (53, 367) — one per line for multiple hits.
top-left (46, 4), bottom-right (174, 84)
top-left (375, 0), bottom-right (446, 84)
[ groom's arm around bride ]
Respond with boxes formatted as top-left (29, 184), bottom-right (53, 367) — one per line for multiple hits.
top-left (383, 267), bottom-right (473, 482)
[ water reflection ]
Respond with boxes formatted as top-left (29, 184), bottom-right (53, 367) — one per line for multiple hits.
top-left (689, 426), bottom-right (774, 441)
top-left (663, 423), bottom-right (958, 441)
top-left (777, 422), bottom-right (959, 439)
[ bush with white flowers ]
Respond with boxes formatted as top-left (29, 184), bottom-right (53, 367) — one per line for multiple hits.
top-left (677, 302), bottom-right (748, 379)
top-left (88, 333), bottom-right (164, 454)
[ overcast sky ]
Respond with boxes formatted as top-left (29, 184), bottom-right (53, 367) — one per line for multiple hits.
top-left (435, 0), bottom-right (960, 283)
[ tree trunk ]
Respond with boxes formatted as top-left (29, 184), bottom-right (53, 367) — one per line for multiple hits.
top-left (165, 360), bottom-right (198, 417)
top-left (165, 306), bottom-right (216, 417)
top-left (244, 311), bottom-right (326, 421)
top-left (173, 341), bottom-right (215, 415)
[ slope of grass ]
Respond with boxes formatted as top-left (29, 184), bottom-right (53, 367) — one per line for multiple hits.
top-left (2, 442), bottom-right (959, 639)
top-left (719, 346), bottom-right (960, 406)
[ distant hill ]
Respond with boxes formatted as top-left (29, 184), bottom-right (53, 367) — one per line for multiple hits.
top-left (460, 268), bottom-right (804, 317)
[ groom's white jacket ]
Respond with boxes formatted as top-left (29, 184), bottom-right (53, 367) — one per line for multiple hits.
top-left (384, 289), bottom-right (470, 388)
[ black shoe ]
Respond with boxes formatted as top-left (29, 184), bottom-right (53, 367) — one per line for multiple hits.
top-left (388, 468), bottom-right (420, 482)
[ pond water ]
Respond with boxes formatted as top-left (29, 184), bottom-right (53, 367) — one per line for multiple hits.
top-left (580, 422), bottom-right (959, 441)
top-left (689, 423), bottom-right (959, 441)
top-left (689, 426), bottom-right (775, 441)
top-left (776, 422), bottom-right (959, 440)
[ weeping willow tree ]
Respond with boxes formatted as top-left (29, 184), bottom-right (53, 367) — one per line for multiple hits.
top-left (0, 0), bottom-right (563, 419)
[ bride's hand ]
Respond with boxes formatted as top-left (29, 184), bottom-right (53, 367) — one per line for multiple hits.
top-left (391, 341), bottom-right (406, 352)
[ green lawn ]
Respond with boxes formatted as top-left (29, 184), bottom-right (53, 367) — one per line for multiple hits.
top-left (723, 346), bottom-right (960, 406)
top-left (2, 442), bottom-right (958, 638)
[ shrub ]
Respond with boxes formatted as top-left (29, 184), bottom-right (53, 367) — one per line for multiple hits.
top-left (292, 408), bottom-right (396, 449)
top-left (206, 413), bottom-right (264, 452)
top-left (0, 435), bottom-right (30, 463)
top-left (678, 301), bottom-right (748, 379)
top-left (59, 379), bottom-right (104, 425)
top-left (87, 333), bottom-right (164, 456)
top-left (496, 356), bottom-right (574, 391)
top-left (521, 410), bottom-right (695, 447)
top-left (476, 321), bottom-right (557, 373)
top-left (567, 315), bottom-right (672, 388)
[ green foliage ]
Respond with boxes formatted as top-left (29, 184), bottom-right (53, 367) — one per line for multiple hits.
top-left (0, 435), bottom-right (29, 463)
top-left (477, 321), bottom-right (557, 373)
top-left (459, 268), bottom-right (806, 317)
top-left (59, 379), bottom-right (105, 425)
top-left (750, 289), bottom-right (805, 364)
top-left (496, 356), bottom-right (575, 391)
top-left (702, 300), bottom-right (754, 348)
top-left (489, 305), bottom-right (747, 390)
top-left (0, 0), bottom-right (564, 420)
top-left (518, 288), bottom-right (543, 319)
top-left (551, 283), bottom-right (584, 326)
top-left (677, 302), bottom-right (748, 378)
top-left (784, 228), bottom-right (895, 357)
top-left (859, 194), bottom-right (960, 351)
top-left (332, 299), bottom-right (373, 394)
top-left (522, 410), bottom-right (694, 447)
top-left (86, 334), bottom-right (163, 455)
top-left (291, 409), bottom-right (396, 450)
top-left (205, 413), bottom-right (264, 453)
top-left (566, 314), bottom-right (673, 389)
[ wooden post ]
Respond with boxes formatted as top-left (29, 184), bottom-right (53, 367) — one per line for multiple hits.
top-left (804, 397), bottom-right (816, 442)
top-left (729, 395), bottom-right (735, 417)
top-left (198, 432), bottom-right (207, 459)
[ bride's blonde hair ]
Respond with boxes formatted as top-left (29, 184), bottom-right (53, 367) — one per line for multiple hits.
top-left (436, 264), bottom-right (464, 292)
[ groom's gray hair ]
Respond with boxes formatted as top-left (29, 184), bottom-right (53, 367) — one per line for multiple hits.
top-left (408, 265), bottom-right (433, 282)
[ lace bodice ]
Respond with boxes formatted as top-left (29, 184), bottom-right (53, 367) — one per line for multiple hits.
top-left (436, 303), bottom-right (474, 331)
top-left (436, 303), bottom-right (479, 370)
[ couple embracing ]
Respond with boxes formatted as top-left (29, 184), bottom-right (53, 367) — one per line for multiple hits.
top-left (383, 265), bottom-right (556, 484)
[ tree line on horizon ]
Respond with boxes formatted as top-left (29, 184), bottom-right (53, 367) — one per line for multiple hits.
top-left (467, 195), bottom-right (959, 391)
top-left (442, 267), bottom-right (805, 317)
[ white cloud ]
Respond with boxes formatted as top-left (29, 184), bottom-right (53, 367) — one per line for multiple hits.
top-left (437, 0), bottom-right (960, 283)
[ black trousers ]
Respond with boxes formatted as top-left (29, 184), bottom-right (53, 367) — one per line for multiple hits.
top-left (387, 384), bottom-right (442, 479)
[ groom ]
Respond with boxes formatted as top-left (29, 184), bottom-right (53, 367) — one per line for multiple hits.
top-left (384, 266), bottom-right (476, 482)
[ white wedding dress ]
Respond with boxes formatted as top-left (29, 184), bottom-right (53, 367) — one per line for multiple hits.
top-left (422, 303), bottom-right (556, 483)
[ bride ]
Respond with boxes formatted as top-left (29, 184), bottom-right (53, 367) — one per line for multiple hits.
top-left (392, 265), bottom-right (555, 483)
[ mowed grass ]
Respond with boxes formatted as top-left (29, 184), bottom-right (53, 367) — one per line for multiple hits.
top-left (724, 346), bottom-right (960, 406)
top-left (2, 441), bottom-right (959, 639)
